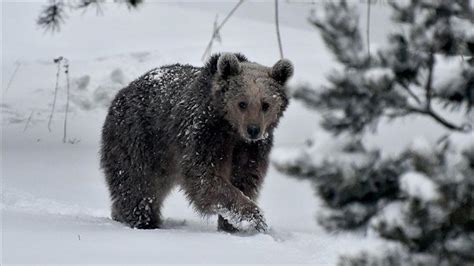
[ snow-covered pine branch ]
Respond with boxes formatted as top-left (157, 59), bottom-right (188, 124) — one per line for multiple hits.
top-left (295, 0), bottom-right (473, 135)
top-left (275, 1), bottom-right (473, 264)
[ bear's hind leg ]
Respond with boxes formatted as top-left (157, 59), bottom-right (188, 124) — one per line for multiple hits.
top-left (110, 172), bottom-right (175, 229)
top-left (111, 191), bottom-right (162, 229)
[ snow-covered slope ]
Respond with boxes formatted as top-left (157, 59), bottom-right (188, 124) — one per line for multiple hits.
top-left (1, 1), bottom-right (461, 265)
top-left (1, 2), bottom-right (366, 264)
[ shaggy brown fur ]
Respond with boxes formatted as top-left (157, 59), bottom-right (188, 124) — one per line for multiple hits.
top-left (100, 53), bottom-right (293, 232)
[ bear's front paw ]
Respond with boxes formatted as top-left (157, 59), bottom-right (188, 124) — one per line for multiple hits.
top-left (219, 203), bottom-right (268, 233)
top-left (242, 208), bottom-right (268, 233)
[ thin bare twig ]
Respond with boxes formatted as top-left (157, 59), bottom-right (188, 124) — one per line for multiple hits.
top-left (201, 0), bottom-right (244, 61)
top-left (203, 14), bottom-right (220, 62)
top-left (366, 0), bottom-right (371, 62)
top-left (23, 110), bottom-right (34, 132)
top-left (48, 57), bottom-right (63, 132)
top-left (63, 59), bottom-right (70, 143)
top-left (5, 62), bottom-right (21, 92)
top-left (275, 0), bottom-right (284, 59)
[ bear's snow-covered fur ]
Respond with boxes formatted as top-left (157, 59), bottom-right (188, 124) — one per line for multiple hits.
top-left (100, 53), bottom-right (293, 232)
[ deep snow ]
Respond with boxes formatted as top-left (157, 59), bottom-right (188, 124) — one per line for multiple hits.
top-left (1, 1), bottom-right (466, 265)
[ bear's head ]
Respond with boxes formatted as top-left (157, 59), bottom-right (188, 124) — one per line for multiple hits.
top-left (210, 53), bottom-right (293, 142)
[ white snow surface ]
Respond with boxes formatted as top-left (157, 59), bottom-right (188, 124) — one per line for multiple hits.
top-left (1, 1), bottom-right (469, 265)
top-left (0, 2), bottom-right (371, 265)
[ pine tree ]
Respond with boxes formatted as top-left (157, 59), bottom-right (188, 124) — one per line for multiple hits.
top-left (294, 0), bottom-right (473, 134)
top-left (275, 0), bottom-right (473, 265)
top-left (341, 139), bottom-right (474, 265)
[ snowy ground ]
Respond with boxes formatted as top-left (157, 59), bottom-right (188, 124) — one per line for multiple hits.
top-left (1, 1), bottom-right (463, 265)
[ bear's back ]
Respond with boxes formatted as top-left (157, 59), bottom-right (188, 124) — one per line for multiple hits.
top-left (139, 64), bottom-right (202, 105)
top-left (104, 64), bottom-right (203, 141)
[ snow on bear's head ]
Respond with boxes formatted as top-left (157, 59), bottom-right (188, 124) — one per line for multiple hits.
top-left (210, 53), bottom-right (293, 142)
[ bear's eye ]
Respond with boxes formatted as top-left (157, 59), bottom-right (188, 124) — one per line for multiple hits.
top-left (238, 101), bottom-right (248, 110)
top-left (262, 102), bottom-right (270, 112)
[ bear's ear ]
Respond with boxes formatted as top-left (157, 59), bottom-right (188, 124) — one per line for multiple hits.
top-left (271, 59), bottom-right (294, 85)
top-left (217, 53), bottom-right (241, 78)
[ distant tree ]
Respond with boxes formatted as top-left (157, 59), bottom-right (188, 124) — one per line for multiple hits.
top-left (275, 0), bottom-right (473, 265)
top-left (37, 0), bottom-right (143, 32)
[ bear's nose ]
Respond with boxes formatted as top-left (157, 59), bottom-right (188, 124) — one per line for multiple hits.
top-left (247, 125), bottom-right (261, 139)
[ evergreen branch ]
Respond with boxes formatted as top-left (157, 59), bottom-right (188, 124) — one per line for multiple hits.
top-left (76, 0), bottom-right (105, 16)
top-left (309, 0), bottom-right (368, 68)
top-left (76, 0), bottom-right (103, 9)
top-left (385, 109), bottom-right (411, 118)
top-left (425, 52), bottom-right (435, 110)
top-left (118, 0), bottom-right (143, 9)
top-left (37, 0), bottom-right (67, 32)
top-left (37, 0), bottom-right (142, 32)
top-left (408, 52), bottom-right (472, 132)
top-left (407, 106), bottom-right (470, 132)
top-left (425, 109), bottom-right (471, 132)
top-left (399, 82), bottom-right (422, 105)
top-left (292, 84), bottom-right (321, 108)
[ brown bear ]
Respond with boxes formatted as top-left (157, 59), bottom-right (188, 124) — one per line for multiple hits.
top-left (100, 53), bottom-right (293, 232)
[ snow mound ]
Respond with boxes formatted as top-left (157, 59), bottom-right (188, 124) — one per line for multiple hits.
top-left (399, 172), bottom-right (440, 202)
